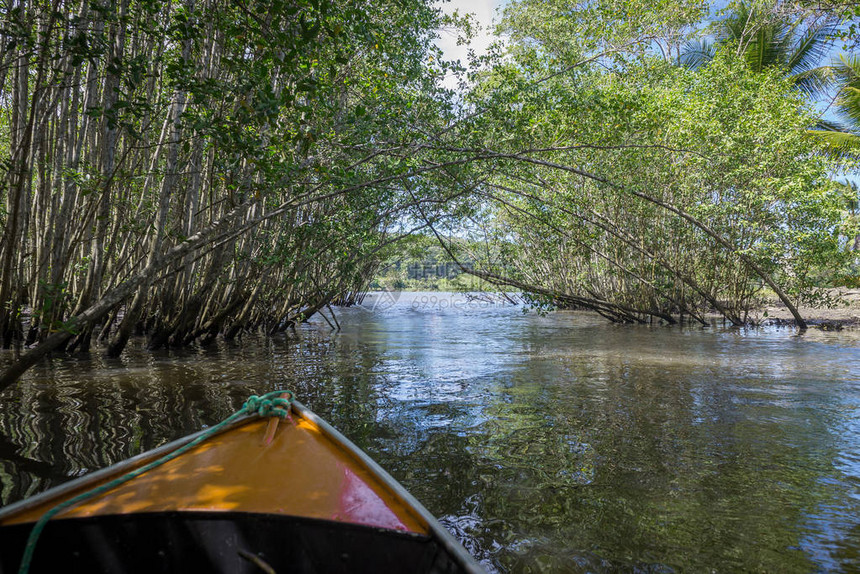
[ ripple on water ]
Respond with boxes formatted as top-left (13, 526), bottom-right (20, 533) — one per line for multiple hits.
top-left (1, 294), bottom-right (860, 572)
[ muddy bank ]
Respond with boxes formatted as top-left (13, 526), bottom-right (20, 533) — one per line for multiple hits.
top-left (752, 288), bottom-right (860, 329)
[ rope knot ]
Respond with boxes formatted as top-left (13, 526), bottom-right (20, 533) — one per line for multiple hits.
top-left (243, 390), bottom-right (294, 419)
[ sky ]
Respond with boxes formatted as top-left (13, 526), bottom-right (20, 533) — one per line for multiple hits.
top-left (435, 0), bottom-right (507, 67)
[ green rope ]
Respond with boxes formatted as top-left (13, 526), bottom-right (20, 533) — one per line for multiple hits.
top-left (18, 389), bottom-right (294, 574)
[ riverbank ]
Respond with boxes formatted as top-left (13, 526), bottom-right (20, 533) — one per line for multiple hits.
top-left (365, 289), bottom-right (860, 329)
top-left (753, 288), bottom-right (860, 329)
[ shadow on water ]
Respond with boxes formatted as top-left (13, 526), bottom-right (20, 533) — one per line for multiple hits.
top-left (2, 291), bottom-right (860, 572)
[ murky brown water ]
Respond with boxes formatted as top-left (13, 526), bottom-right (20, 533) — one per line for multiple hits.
top-left (2, 292), bottom-right (860, 572)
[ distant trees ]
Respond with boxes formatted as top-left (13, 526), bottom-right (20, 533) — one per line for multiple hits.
top-left (370, 234), bottom-right (490, 291)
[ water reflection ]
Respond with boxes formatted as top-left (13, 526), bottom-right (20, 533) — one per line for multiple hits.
top-left (2, 292), bottom-right (860, 572)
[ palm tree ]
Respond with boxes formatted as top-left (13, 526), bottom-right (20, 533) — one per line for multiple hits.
top-left (680, 1), bottom-right (835, 95)
top-left (810, 54), bottom-right (860, 157)
top-left (682, 3), bottom-right (860, 158)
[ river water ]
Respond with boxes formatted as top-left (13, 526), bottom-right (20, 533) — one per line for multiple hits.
top-left (1, 291), bottom-right (860, 572)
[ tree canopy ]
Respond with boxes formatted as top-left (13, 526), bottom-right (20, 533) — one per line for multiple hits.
top-left (0, 0), bottom-right (857, 388)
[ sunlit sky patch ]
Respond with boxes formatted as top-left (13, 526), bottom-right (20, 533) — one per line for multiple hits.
top-left (435, 0), bottom-right (507, 88)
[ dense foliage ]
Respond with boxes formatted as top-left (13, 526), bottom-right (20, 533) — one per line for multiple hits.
top-left (1, 0), bottom-right (858, 387)
top-left (425, 0), bottom-right (854, 325)
top-left (0, 0), bottom-right (459, 387)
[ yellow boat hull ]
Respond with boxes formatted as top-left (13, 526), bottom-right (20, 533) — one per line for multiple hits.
top-left (0, 401), bottom-right (483, 573)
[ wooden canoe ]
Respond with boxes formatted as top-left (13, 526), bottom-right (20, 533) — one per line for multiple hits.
top-left (0, 400), bottom-right (484, 573)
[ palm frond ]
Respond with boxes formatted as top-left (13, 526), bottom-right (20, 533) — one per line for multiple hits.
top-left (832, 53), bottom-right (860, 83)
top-left (792, 65), bottom-right (836, 97)
top-left (746, 23), bottom-right (775, 72)
top-left (828, 56), bottom-right (860, 126)
top-left (785, 19), bottom-right (837, 77)
top-left (807, 129), bottom-right (860, 160)
top-left (678, 39), bottom-right (715, 71)
top-left (814, 117), bottom-right (849, 132)
top-left (838, 86), bottom-right (860, 124)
